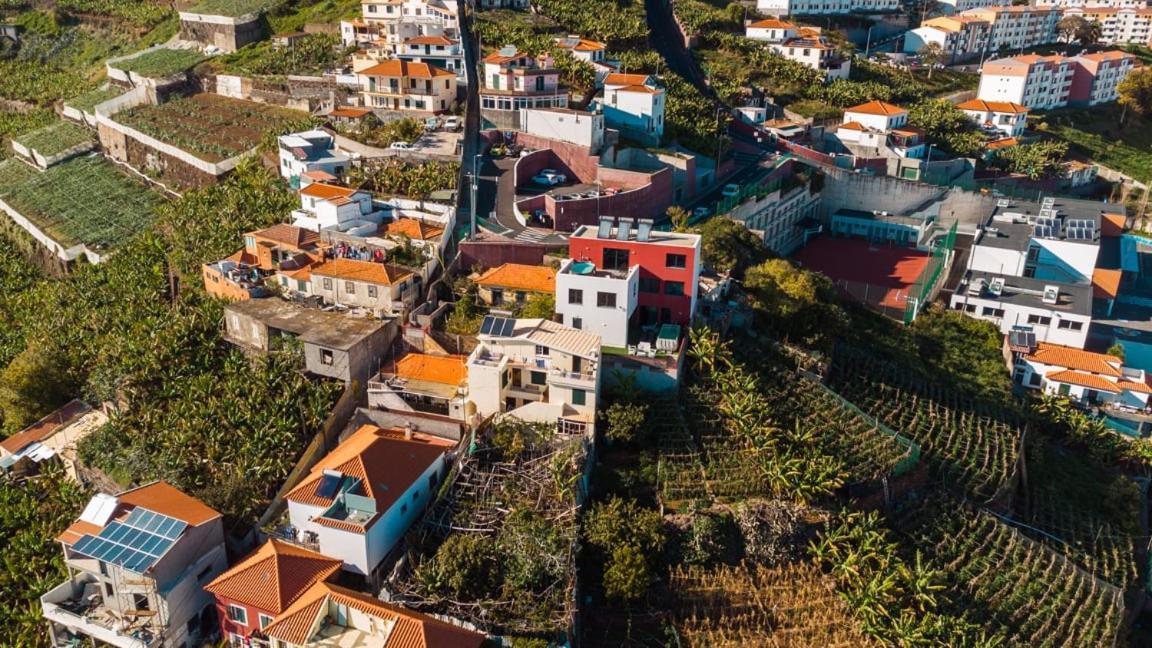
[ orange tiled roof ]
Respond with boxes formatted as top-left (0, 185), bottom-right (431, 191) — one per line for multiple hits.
top-left (0, 399), bottom-right (90, 455)
top-left (358, 59), bottom-right (455, 78)
top-left (748, 18), bottom-right (796, 29)
top-left (300, 182), bottom-right (359, 201)
top-left (329, 106), bottom-right (374, 118)
top-left (483, 51), bottom-right (521, 64)
top-left (845, 100), bottom-right (906, 116)
top-left (838, 120), bottom-right (866, 131)
top-left (251, 224), bottom-right (321, 250)
top-left (264, 581), bottom-right (486, 647)
top-left (285, 425), bottom-right (454, 513)
top-left (301, 170), bottom-right (339, 182)
top-left (1100, 212), bottom-right (1127, 237)
top-left (1092, 268), bottom-right (1122, 299)
top-left (1079, 50), bottom-right (1131, 62)
top-left (118, 481), bottom-right (221, 527)
top-left (1045, 370), bottom-right (1126, 393)
top-left (474, 263), bottom-right (556, 293)
top-left (311, 258), bottom-right (413, 285)
top-left (985, 137), bottom-right (1018, 150)
top-left (1025, 342), bottom-right (1122, 377)
top-left (56, 519), bottom-right (103, 545)
top-left (604, 73), bottom-right (651, 86)
top-left (383, 218), bottom-right (445, 241)
top-left (957, 98), bottom-right (1029, 113)
top-left (615, 84), bottom-right (660, 94)
top-left (555, 36), bottom-right (607, 51)
top-left (203, 539), bottom-right (341, 614)
top-left (391, 353), bottom-right (467, 385)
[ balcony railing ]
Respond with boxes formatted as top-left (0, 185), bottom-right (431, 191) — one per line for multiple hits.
top-left (548, 368), bottom-right (597, 385)
top-left (42, 577), bottom-right (159, 648)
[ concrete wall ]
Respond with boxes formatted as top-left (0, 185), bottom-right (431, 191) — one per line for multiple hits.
top-left (179, 12), bottom-right (267, 53)
top-left (457, 238), bottom-right (551, 270)
top-left (819, 169), bottom-right (997, 234)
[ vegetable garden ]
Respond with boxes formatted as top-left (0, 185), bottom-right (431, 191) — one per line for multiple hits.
top-left (63, 86), bottom-right (124, 115)
top-left (12, 120), bottom-right (94, 159)
top-left (826, 346), bottom-right (1023, 504)
top-left (115, 94), bottom-right (307, 162)
top-left (110, 47), bottom-right (207, 78)
top-left (0, 155), bottom-right (163, 250)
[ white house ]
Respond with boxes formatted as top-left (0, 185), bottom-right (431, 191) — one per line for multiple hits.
top-left (356, 59), bottom-right (457, 115)
top-left (42, 482), bottom-right (228, 648)
top-left (553, 35), bottom-right (608, 64)
top-left (281, 257), bottom-right (417, 317)
top-left (770, 36), bottom-right (851, 80)
top-left (745, 18), bottom-right (800, 42)
top-left (598, 72), bottom-right (665, 146)
top-left (555, 258), bottom-right (639, 348)
top-left (956, 98), bottom-right (1029, 138)
top-left (467, 316), bottom-right (601, 420)
top-left (292, 182), bottom-right (388, 232)
top-left (950, 273), bottom-right (1094, 347)
top-left (519, 107), bottom-right (606, 150)
top-left (1012, 342), bottom-right (1151, 409)
top-left (395, 34), bottom-right (465, 76)
top-left (843, 99), bottom-right (908, 131)
top-left (277, 130), bottom-right (350, 186)
top-left (832, 100), bottom-right (927, 160)
top-left (284, 424), bottom-right (456, 582)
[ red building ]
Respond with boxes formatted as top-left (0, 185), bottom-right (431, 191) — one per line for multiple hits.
top-left (564, 215), bottom-right (701, 329)
top-left (203, 539), bottom-right (342, 646)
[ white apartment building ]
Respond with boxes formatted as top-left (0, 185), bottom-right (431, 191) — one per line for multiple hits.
top-left (729, 183), bottom-right (821, 255)
top-left (1036, 0), bottom-right (1147, 9)
top-left (556, 258), bottom-right (639, 348)
top-left (903, 16), bottom-right (991, 61)
top-left (964, 6), bottom-right (1062, 52)
top-left (770, 36), bottom-right (852, 80)
top-left (1065, 7), bottom-right (1152, 46)
top-left (519, 107), bottom-right (606, 150)
top-left (480, 47), bottom-right (569, 122)
top-left (467, 316), bottom-right (602, 419)
top-left (598, 72), bottom-right (666, 146)
top-left (951, 274), bottom-right (1093, 347)
top-left (934, 0), bottom-right (1001, 15)
top-left (977, 51), bottom-right (1135, 109)
top-left (956, 98), bottom-right (1029, 137)
top-left (756, 0), bottom-right (899, 16)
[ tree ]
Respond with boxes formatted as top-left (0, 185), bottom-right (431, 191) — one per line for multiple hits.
top-left (743, 258), bottom-right (848, 348)
top-left (908, 99), bottom-right (984, 157)
top-left (1119, 67), bottom-right (1152, 123)
top-left (603, 401), bottom-right (648, 446)
top-left (583, 496), bottom-right (665, 552)
top-left (603, 544), bottom-right (651, 601)
top-left (1107, 343), bottom-right (1125, 360)
top-left (1057, 15), bottom-right (1087, 45)
top-left (418, 533), bottom-right (501, 600)
top-left (0, 341), bottom-right (76, 432)
top-left (666, 205), bottom-right (690, 232)
top-left (918, 42), bottom-right (945, 79)
top-left (517, 292), bottom-right (555, 319)
top-left (987, 140), bottom-right (1069, 180)
top-left (695, 217), bottom-right (769, 277)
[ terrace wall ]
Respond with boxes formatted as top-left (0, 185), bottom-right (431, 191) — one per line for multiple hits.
top-left (0, 197), bottom-right (101, 264)
top-left (179, 12), bottom-right (268, 53)
top-left (213, 74), bottom-right (345, 113)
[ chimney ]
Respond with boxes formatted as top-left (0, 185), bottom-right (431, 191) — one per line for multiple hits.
top-left (404, 423), bottom-right (414, 439)
top-left (616, 218), bottom-right (634, 241)
top-left (597, 215), bottom-right (614, 239)
top-left (636, 218), bottom-right (654, 242)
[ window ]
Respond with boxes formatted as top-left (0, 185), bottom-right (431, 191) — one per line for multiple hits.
top-left (401, 504), bottom-right (408, 515)
top-left (104, 582), bottom-right (114, 597)
top-left (133, 594), bottom-right (150, 611)
top-left (965, 303), bottom-right (977, 313)
top-left (535, 75), bottom-right (545, 91)
top-left (1058, 320), bottom-right (1083, 330)
top-left (981, 306), bottom-right (1005, 318)
top-left (346, 281), bottom-right (355, 294)
top-left (99, 561), bottom-right (108, 577)
top-left (535, 345), bottom-right (550, 356)
top-left (571, 388), bottom-right (586, 406)
top-left (227, 604), bottom-right (248, 625)
top-left (568, 288), bottom-right (583, 304)
top-left (603, 248), bottom-right (630, 271)
top-left (639, 277), bottom-right (661, 293)
top-left (1029, 372), bottom-right (1042, 387)
top-left (531, 371), bottom-right (547, 385)
top-left (516, 291), bottom-right (527, 303)
top-left (664, 281), bottom-right (685, 296)
top-left (368, 285), bottom-right (378, 298)
top-left (666, 253), bottom-right (687, 269)
top-left (297, 280), bottom-right (307, 292)
top-left (1027, 314), bottom-right (1051, 326)
top-left (196, 565), bottom-right (213, 583)
top-left (597, 292), bottom-right (617, 308)
top-left (320, 349), bottom-right (334, 366)
top-left (258, 614), bottom-right (274, 630)
top-left (491, 288), bottom-right (504, 304)
top-left (572, 317), bottom-right (583, 329)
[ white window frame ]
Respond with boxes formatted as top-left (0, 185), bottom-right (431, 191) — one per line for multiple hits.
top-left (227, 604), bottom-right (248, 625)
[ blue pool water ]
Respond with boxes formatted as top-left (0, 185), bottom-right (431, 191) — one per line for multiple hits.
top-left (1103, 414), bottom-right (1145, 438)
top-left (571, 261), bottom-right (595, 275)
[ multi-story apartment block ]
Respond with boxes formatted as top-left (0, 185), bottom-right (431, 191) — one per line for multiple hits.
top-left (395, 34), bottom-right (465, 75)
top-left (903, 15), bottom-right (992, 61)
top-left (769, 35), bottom-right (852, 79)
top-left (756, 0), bottom-right (899, 16)
top-left (1036, 0), bottom-right (1147, 9)
top-left (956, 98), bottom-right (1030, 137)
top-left (1064, 7), bottom-right (1152, 46)
top-left (559, 216), bottom-right (702, 340)
top-left (598, 72), bottom-right (666, 146)
top-left (904, 7), bottom-right (1060, 59)
top-left (480, 46), bottom-right (568, 125)
top-left (467, 316), bottom-right (602, 419)
top-left (729, 182), bottom-right (822, 255)
top-left (934, 0), bottom-right (1001, 14)
top-left (356, 59), bottom-right (457, 114)
top-left (42, 482), bottom-right (228, 648)
top-left (977, 51), bottom-right (1135, 109)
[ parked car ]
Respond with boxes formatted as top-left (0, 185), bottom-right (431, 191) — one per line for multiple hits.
top-left (444, 116), bottom-right (460, 131)
top-left (693, 206), bottom-right (711, 218)
top-left (721, 183), bottom-right (740, 198)
top-left (532, 169), bottom-right (567, 186)
top-left (390, 142), bottom-right (414, 150)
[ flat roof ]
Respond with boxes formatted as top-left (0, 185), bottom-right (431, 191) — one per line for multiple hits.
top-left (980, 196), bottom-right (1121, 251)
top-left (570, 224), bottom-right (700, 247)
top-left (833, 208), bottom-right (928, 227)
top-left (225, 299), bottom-right (390, 350)
top-left (962, 271), bottom-right (1092, 316)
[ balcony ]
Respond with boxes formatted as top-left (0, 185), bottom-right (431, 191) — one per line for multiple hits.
top-left (547, 367), bottom-right (597, 388)
top-left (507, 382), bottom-right (547, 400)
top-left (42, 575), bottom-right (159, 648)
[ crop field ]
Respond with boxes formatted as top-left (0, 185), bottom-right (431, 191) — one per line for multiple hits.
top-left (64, 86), bottom-right (125, 115)
top-left (185, 0), bottom-right (274, 17)
top-left (13, 120), bottom-right (94, 158)
top-left (826, 347), bottom-right (1023, 504)
top-left (0, 155), bottom-right (164, 249)
top-left (111, 47), bottom-right (207, 78)
top-left (898, 500), bottom-right (1126, 646)
top-left (115, 94), bottom-right (307, 162)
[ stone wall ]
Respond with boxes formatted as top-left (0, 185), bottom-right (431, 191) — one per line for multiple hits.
top-left (819, 169), bottom-right (999, 235)
top-left (179, 13), bottom-right (268, 53)
top-left (99, 122), bottom-right (221, 190)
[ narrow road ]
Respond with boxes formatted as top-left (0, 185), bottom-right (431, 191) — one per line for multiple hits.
top-left (643, 0), bottom-right (720, 106)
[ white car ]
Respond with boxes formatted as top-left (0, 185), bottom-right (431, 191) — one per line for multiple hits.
top-left (532, 169), bottom-right (567, 186)
top-left (390, 141), bottom-right (414, 150)
top-left (721, 183), bottom-right (740, 198)
top-left (444, 116), bottom-right (460, 131)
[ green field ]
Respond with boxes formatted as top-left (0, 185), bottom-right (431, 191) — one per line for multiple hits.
top-left (13, 121), bottom-right (95, 159)
top-left (64, 87), bottom-right (126, 114)
top-left (1036, 104), bottom-right (1152, 181)
top-left (110, 47), bottom-right (208, 78)
top-left (0, 155), bottom-right (164, 249)
top-left (185, 0), bottom-right (275, 17)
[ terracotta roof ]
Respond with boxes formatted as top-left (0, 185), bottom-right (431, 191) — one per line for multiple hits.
top-left (329, 106), bottom-right (374, 118)
top-left (118, 481), bottom-right (221, 527)
top-left (748, 18), bottom-right (796, 29)
top-left (615, 84), bottom-right (660, 94)
top-left (838, 120), bottom-right (866, 131)
top-left (890, 126), bottom-right (924, 136)
top-left (555, 36), bottom-right (607, 51)
top-left (264, 582), bottom-right (486, 647)
top-left (300, 182), bottom-right (359, 201)
top-left (604, 73), bottom-right (651, 86)
top-left (251, 224), bottom-right (321, 250)
top-left (483, 51), bottom-right (521, 64)
top-left (1025, 342), bottom-right (1122, 377)
top-left (285, 425), bottom-right (454, 514)
top-left (301, 170), bottom-right (339, 182)
top-left (1044, 369), bottom-right (1142, 394)
top-left (391, 353), bottom-right (467, 386)
top-left (957, 99), bottom-right (1029, 113)
top-left (0, 399), bottom-right (91, 455)
top-left (358, 59), bottom-right (455, 78)
top-left (1079, 50), bottom-right (1131, 62)
top-left (404, 35), bottom-right (455, 46)
top-left (383, 218), bottom-right (445, 241)
top-left (311, 258), bottom-right (413, 285)
top-left (474, 263), bottom-right (556, 293)
top-left (985, 137), bottom-right (1018, 150)
top-left (203, 540), bottom-right (341, 614)
top-left (845, 100), bottom-right (907, 116)
top-left (797, 27), bottom-right (822, 38)
top-left (1092, 268), bottom-right (1122, 299)
top-left (1100, 212), bottom-right (1127, 237)
top-left (56, 519), bottom-right (103, 545)
top-left (224, 249), bottom-right (260, 266)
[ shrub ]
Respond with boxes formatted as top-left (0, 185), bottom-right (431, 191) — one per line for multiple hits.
top-left (418, 533), bottom-right (501, 600)
top-left (603, 401), bottom-right (648, 446)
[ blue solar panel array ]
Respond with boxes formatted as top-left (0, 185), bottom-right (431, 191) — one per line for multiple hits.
top-left (480, 315), bottom-right (516, 337)
top-left (71, 508), bottom-right (188, 573)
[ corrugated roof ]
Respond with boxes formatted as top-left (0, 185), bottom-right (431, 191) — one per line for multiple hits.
top-left (392, 353), bottom-right (467, 386)
top-left (1025, 342), bottom-right (1122, 377)
top-left (203, 539), bottom-right (341, 614)
top-left (311, 258), bottom-right (414, 285)
top-left (0, 399), bottom-right (91, 455)
top-left (513, 318), bottom-right (601, 359)
top-left (473, 263), bottom-right (557, 293)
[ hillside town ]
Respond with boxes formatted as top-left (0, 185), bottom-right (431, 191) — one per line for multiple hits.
top-left (0, 0), bottom-right (1152, 645)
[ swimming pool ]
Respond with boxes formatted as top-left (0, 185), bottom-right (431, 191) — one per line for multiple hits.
top-left (1102, 413), bottom-right (1146, 438)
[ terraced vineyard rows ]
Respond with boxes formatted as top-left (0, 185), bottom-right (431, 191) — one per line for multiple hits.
top-left (1020, 489), bottom-right (1138, 588)
top-left (898, 502), bottom-right (1126, 647)
top-left (827, 348), bottom-right (1022, 503)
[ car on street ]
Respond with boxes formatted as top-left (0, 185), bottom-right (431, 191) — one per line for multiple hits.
top-left (444, 116), bottom-right (460, 131)
top-left (532, 169), bottom-right (567, 185)
top-left (693, 206), bottom-right (711, 219)
top-left (390, 141), bottom-right (414, 150)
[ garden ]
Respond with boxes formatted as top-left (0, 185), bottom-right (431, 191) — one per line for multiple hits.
top-left (0, 154), bottom-right (164, 250)
top-left (12, 120), bottom-right (94, 160)
top-left (185, 0), bottom-right (274, 17)
top-left (0, 107), bottom-right (55, 160)
top-left (110, 47), bottom-right (208, 78)
top-left (210, 33), bottom-right (354, 77)
top-left (63, 86), bottom-right (124, 115)
top-left (115, 94), bottom-right (309, 162)
top-left (1036, 104), bottom-right (1152, 182)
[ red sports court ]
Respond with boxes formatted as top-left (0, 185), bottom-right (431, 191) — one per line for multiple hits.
top-left (792, 236), bottom-right (930, 310)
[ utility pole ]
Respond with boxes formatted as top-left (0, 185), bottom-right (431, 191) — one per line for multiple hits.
top-left (470, 153), bottom-right (479, 239)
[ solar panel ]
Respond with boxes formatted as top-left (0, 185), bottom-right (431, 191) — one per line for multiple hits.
top-left (71, 509), bottom-right (184, 573)
top-left (480, 315), bottom-right (497, 335)
top-left (500, 318), bottom-right (516, 336)
top-left (480, 315), bottom-right (516, 337)
top-left (317, 471), bottom-right (342, 499)
top-left (123, 507), bottom-right (187, 540)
